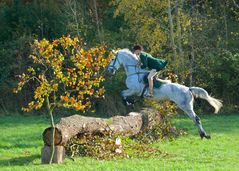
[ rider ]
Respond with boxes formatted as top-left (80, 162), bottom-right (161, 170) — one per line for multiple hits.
top-left (133, 45), bottom-right (168, 97)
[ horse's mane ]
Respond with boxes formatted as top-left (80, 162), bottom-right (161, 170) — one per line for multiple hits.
top-left (119, 48), bottom-right (138, 61)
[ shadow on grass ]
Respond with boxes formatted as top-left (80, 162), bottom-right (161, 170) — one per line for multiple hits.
top-left (0, 115), bottom-right (49, 126)
top-left (0, 130), bottom-right (44, 150)
top-left (0, 143), bottom-right (40, 150)
top-left (0, 154), bottom-right (40, 166)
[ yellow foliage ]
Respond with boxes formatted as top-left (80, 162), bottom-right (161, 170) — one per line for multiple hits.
top-left (14, 36), bottom-right (113, 112)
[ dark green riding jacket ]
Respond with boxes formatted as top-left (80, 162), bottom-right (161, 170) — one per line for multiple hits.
top-left (139, 52), bottom-right (168, 71)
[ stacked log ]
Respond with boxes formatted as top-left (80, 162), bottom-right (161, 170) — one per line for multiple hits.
top-left (42, 108), bottom-right (163, 163)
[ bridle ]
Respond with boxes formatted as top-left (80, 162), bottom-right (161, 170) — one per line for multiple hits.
top-left (108, 52), bottom-right (120, 71)
top-left (108, 52), bottom-right (148, 82)
top-left (109, 52), bottom-right (138, 72)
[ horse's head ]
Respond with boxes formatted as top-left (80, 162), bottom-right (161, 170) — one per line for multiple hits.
top-left (107, 50), bottom-right (121, 75)
top-left (107, 49), bottom-right (139, 75)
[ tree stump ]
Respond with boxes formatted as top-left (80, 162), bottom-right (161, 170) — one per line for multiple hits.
top-left (41, 145), bottom-right (65, 164)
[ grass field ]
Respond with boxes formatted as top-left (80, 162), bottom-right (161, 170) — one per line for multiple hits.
top-left (0, 113), bottom-right (238, 171)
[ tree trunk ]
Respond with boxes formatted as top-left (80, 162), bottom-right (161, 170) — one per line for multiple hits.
top-left (175, 0), bottom-right (184, 79)
top-left (176, 0), bottom-right (183, 58)
top-left (188, 26), bottom-right (195, 87)
top-left (92, 0), bottom-right (102, 42)
top-left (65, 0), bottom-right (81, 38)
top-left (222, 1), bottom-right (228, 49)
top-left (189, 0), bottom-right (195, 87)
top-left (46, 96), bottom-right (55, 164)
top-left (167, 0), bottom-right (178, 74)
top-left (42, 108), bottom-right (164, 146)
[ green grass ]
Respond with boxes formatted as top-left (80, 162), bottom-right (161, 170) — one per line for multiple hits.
top-left (0, 113), bottom-right (239, 171)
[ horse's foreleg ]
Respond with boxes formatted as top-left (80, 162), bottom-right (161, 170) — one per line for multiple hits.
top-left (121, 89), bottom-right (136, 106)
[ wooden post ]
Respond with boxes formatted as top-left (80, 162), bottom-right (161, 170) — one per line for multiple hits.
top-left (41, 145), bottom-right (65, 164)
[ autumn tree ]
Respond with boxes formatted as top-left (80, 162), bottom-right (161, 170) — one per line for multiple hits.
top-left (14, 35), bottom-right (113, 163)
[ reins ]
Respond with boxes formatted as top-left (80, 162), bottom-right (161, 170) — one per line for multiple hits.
top-left (110, 52), bottom-right (120, 70)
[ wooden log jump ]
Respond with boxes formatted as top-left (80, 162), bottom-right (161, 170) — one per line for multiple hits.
top-left (42, 108), bottom-right (163, 163)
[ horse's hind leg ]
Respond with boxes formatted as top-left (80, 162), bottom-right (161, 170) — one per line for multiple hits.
top-left (193, 114), bottom-right (211, 139)
top-left (178, 95), bottom-right (211, 139)
top-left (183, 108), bottom-right (211, 139)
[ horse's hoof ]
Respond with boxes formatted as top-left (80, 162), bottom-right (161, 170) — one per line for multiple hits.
top-left (205, 135), bottom-right (211, 139)
top-left (200, 132), bottom-right (211, 139)
top-left (122, 97), bottom-right (135, 106)
top-left (122, 99), bottom-right (130, 106)
top-left (126, 101), bottom-right (133, 106)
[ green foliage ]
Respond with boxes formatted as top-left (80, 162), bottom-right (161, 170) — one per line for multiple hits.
top-left (0, 35), bottom-right (34, 112)
top-left (0, 35), bottom-right (33, 84)
top-left (0, 0), bottom-right (67, 112)
top-left (0, 0), bottom-right (239, 112)
top-left (0, 0), bottom-right (66, 40)
top-left (195, 50), bottom-right (239, 105)
top-left (113, 0), bottom-right (168, 54)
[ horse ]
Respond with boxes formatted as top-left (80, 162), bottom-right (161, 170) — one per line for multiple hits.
top-left (107, 49), bottom-right (223, 139)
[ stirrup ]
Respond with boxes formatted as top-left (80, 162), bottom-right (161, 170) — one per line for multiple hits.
top-left (145, 93), bottom-right (153, 97)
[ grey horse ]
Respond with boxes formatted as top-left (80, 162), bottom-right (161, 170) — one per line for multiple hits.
top-left (107, 49), bottom-right (222, 139)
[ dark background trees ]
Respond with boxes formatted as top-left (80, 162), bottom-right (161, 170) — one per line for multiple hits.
top-left (0, 0), bottom-right (238, 113)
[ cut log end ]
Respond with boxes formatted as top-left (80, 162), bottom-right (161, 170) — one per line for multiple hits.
top-left (43, 127), bottom-right (62, 146)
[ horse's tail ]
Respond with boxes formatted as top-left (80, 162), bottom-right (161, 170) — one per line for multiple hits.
top-left (189, 87), bottom-right (223, 113)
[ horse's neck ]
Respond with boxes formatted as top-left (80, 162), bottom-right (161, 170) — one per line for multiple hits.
top-left (121, 58), bottom-right (138, 75)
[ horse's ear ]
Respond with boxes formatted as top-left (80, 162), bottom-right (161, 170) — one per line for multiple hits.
top-left (112, 49), bottom-right (117, 55)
